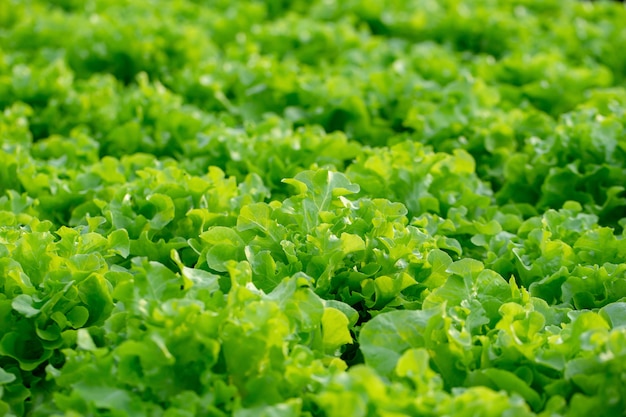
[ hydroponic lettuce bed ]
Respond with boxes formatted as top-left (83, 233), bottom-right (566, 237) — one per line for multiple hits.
top-left (1, 0), bottom-right (626, 416)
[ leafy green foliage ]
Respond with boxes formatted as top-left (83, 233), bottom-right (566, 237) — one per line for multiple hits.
top-left (1, 0), bottom-right (626, 415)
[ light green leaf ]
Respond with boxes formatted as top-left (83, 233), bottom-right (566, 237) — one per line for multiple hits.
top-left (322, 307), bottom-right (353, 352)
top-left (11, 295), bottom-right (39, 318)
top-left (360, 306), bottom-right (444, 376)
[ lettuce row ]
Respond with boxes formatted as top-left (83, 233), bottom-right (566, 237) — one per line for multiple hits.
top-left (0, 164), bottom-right (624, 415)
